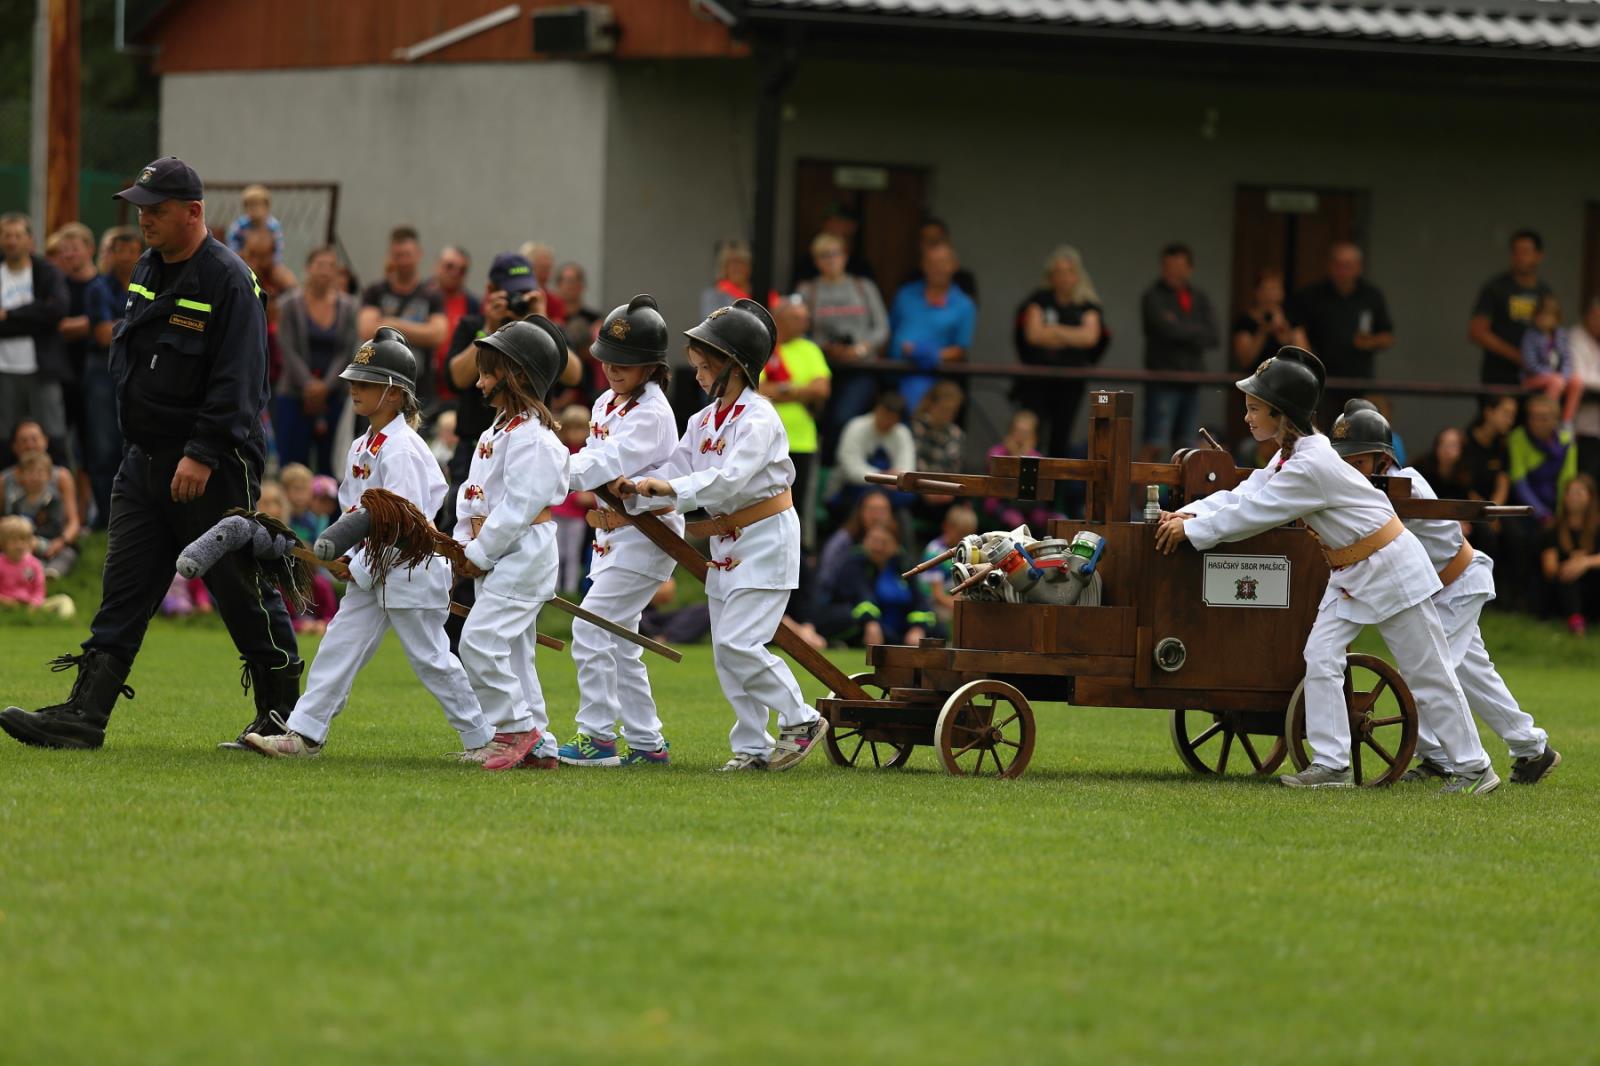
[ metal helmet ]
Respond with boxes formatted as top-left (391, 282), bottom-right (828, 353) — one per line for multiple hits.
top-left (1330, 407), bottom-right (1397, 462)
top-left (1236, 345), bottom-right (1325, 434)
top-left (592, 294), bottom-right (669, 367)
top-left (683, 298), bottom-right (776, 392)
top-left (340, 332), bottom-right (418, 394)
top-left (474, 316), bottom-right (568, 400)
top-left (1343, 397), bottom-right (1379, 417)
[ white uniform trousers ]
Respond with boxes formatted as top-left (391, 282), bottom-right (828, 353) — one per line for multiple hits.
top-left (1413, 592), bottom-right (1547, 763)
top-left (571, 568), bottom-right (666, 751)
top-left (1301, 597), bottom-right (1490, 775)
top-left (458, 586), bottom-right (559, 758)
top-left (708, 587), bottom-right (820, 757)
top-left (286, 588), bottom-right (492, 749)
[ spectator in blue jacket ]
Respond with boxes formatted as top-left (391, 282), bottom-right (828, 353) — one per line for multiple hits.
top-left (889, 241), bottom-right (975, 412)
top-left (815, 518), bottom-right (940, 647)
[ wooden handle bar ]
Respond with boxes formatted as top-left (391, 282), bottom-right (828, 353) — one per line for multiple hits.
top-left (595, 487), bottom-right (870, 700)
top-left (448, 601), bottom-right (565, 651)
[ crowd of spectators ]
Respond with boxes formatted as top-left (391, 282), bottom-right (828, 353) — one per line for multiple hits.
top-left (2, 187), bottom-right (1598, 641)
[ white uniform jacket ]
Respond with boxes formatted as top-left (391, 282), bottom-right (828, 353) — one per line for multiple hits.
top-left (340, 421), bottom-right (452, 609)
top-left (567, 382), bottom-right (684, 583)
top-left (1393, 465), bottom-right (1496, 606)
top-left (454, 411), bottom-right (570, 604)
top-left (1183, 434), bottom-right (1442, 625)
top-left (641, 393), bottom-right (799, 598)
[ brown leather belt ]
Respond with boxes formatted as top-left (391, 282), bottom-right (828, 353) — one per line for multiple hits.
top-left (1323, 514), bottom-right (1404, 570)
top-left (468, 508), bottom-right (552, 539)
top-left (1438, 539), bottom-right (1474, 587)
top-left (686, 488), bottom-right (793, 539)
top-left (585, 506), bottom-right (671, 532)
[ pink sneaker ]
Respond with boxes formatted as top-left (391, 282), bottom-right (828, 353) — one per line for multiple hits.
top-left (482, 730), bottom-right (545, 772)
top-left (1568, 613), bottom-right (1587, 637)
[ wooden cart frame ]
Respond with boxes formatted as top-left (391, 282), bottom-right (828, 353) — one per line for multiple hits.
top-left (815, 391), bottom-right (1517, 785)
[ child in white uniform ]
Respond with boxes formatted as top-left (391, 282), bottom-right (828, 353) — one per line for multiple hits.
top-left (1157, 346), bottom-right (1500, 795)
top-left (246, 332), bottom-right (492, 759)
top-left (558, 295), bottom-right (685, 767)
top-left (453, 318), bottom-right (573, 772)
top-left (1329, 401), bottom-right (1559, 785)
top-left (616, 298), bottom-right (828, 771)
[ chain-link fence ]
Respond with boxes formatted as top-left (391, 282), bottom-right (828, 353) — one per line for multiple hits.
top-left (0, 99), bottom-right (157, 236)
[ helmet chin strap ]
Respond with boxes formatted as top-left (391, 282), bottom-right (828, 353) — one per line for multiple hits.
top-left (708, 360), bottom-right (736, 401)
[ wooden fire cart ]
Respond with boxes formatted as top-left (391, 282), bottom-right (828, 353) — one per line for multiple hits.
top-left (814, 390), bottom-right (1523, 785)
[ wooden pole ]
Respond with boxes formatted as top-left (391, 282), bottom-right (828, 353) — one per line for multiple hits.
top-left (45, 0), bottom-right (80, 235)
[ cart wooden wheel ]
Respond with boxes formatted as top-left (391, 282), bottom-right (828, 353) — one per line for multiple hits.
top-left (824, 673), bottom-right (914, 769)
top-left (1285, 653), bottom-right (1419, 787)
top-left (934, 679), bottom-right (1035, 779)
top-left (1169, 710), bottom-right (1287, 777)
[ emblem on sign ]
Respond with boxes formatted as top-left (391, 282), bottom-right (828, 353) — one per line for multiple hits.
top-left (1203, 554), bottom-right (1290, 608)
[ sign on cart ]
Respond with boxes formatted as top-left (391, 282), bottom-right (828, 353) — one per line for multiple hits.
top-left (1202, 554), bottom-right (1291, 608)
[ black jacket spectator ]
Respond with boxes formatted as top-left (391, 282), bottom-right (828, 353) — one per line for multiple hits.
top-left (1140, 281), bottom-right (1216, 372)
top-left (1292, 278), bottom-right (1394, 382)
top-left (0, 253), bottom-right (69, 383)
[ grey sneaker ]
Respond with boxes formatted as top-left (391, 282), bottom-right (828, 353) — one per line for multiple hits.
top-left (769, 716), bottom-right (828, 772)
top-left (1510, 747), bottom-right (1561, 785)
top-left (717, 753), bottom-right (769, 772)
top-left (1439, 764), bottom-right (1501, 796)
top-left (1279, 764), bottom-right (1354, 789)
top-left (1399, 758), bottom-right (1450, 783)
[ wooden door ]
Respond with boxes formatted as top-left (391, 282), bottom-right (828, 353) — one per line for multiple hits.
top-left (792, 159), bottom-right (929, 299)
top-left (1225, 186), bottom-right (1372, 442)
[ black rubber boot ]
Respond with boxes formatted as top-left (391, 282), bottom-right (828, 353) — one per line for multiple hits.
top-left (0, 650), bottom-right (134, 750)
top-left (218, 659), bottom-right (304, 751)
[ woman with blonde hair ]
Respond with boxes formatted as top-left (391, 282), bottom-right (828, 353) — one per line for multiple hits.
top-left (1012, 244), bottom-right (1109, 458)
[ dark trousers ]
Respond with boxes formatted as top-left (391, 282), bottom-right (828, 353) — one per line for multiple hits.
top-left (1017, 380), bottom-right (1086, 460)
top-left (86, 444), bottom-right (300, 670)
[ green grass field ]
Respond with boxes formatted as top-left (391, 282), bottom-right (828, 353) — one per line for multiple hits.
top-left (3, 591), bottom-right (1598, 1064)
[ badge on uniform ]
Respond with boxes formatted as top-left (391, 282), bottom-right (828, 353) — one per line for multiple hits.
top-left (170, 314), bottom-right (206, 333)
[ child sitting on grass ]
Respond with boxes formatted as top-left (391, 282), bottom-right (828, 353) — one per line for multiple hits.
top-left (1508, 393), bottom-right (1577, 527)
top-left (919, 502), bottom-right (978, 628)
top-left (985, 410), bottom-right (1056, 532)
top-left (3, 452), bottom-right (80, 578)
top-left (0, 515), bottom-right (74, 619)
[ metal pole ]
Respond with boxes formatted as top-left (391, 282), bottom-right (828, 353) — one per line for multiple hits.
top-left (29, 0), bottom-right (49, 228)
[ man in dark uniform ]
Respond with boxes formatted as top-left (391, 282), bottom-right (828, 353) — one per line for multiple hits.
top-left (1, 157), bottom-right (302, 751)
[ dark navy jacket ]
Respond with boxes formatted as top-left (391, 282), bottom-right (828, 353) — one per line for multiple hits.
top-left (109, 236), bottom-right (269, 468)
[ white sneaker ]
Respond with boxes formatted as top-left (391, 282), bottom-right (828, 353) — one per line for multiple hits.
top-left (244, 730), bottom-right (322, 759)
top-left (717, 752), bottom-right (769, 772)
top-left (1279, 764), bottom-right (1353, 789)
top-left (769, 716), bottom-right (828, 772)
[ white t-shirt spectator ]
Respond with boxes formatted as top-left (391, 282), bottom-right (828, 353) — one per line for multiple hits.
top-left (0, 261), bottom-right (37, 374)
top-left (828, 410), bottom-right (915, 498)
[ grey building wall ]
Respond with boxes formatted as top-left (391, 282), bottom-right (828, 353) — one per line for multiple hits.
top-left (160, 54), bottom-right (1599, 458)
top-left (160, 63), bottom-right (611, 297)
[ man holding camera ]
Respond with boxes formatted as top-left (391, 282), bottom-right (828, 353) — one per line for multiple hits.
top-left (440, 252), bottom-right (583, 650)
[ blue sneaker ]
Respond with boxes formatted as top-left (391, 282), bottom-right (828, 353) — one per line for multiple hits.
top-left (557, 732), bottom-right (621, 767)
top-left (620, 741), bottom-right (671, 766)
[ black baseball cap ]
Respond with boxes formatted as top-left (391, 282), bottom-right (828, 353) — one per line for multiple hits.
top-left (488, 253), bottom-right (539, 294)
top-left (113, 157), bottom-right (205, 206)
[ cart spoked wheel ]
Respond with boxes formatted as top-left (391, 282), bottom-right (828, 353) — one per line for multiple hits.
top-left (1285, 653), bottom-right (1419, 787)
top-left (824, 673), bottom-right (914, 769)
top-left (934, 679), bottom-right (1035, 779)
top-left (1169, 710), bottom-right (1287, 777)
